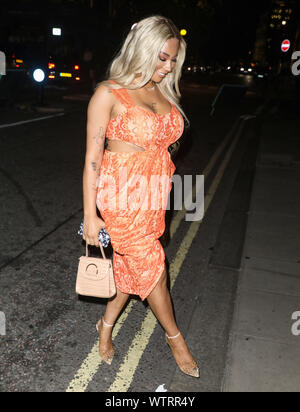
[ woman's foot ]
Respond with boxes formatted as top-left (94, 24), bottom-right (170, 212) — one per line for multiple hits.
top-left (96, 316), bottom-right (114, 365)
top-left (165, 331), bottom-right (200, 378)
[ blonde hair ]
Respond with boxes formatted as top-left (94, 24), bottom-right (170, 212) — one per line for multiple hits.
top-left (96, 15), bottom-right (190, 127)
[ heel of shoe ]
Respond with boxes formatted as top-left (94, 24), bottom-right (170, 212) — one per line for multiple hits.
top-left (96, 317), bottom-right (114, 365)
top-left (165, 331), bottom-right (200, 378)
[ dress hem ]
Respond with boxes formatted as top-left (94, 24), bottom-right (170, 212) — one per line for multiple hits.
top-left (140, 261), bottom-right (165, 301)
top-left (112, 261), bottom-right (166, 302)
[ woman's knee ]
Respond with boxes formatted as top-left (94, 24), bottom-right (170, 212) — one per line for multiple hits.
top-left (158, 264), bottom-right (167, 286)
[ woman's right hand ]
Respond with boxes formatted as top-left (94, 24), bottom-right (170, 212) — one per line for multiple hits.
top-left (82, 216), bottom-right (106, 247)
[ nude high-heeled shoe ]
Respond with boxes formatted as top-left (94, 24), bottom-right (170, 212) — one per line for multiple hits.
top-left (165, 331), bottom-right (200, 378)
top-left (96, 316), bottom-right (114, 365)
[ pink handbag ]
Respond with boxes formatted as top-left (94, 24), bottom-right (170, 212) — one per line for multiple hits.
top-left (76, 242), bottom-right (116, 298)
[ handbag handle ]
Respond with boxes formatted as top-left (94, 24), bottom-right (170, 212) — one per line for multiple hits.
top-left (85, 241), bottom-right (107, 259)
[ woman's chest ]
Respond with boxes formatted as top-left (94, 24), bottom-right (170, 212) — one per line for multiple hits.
top-left (106, 106), bottom-right (184, 149)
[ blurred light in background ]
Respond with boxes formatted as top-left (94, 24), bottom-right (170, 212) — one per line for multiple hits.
top-left (52, 28), bottom-right (62, 36)
top-left (0, 51), bottom-right (6, 76)
top-left (33, 69), bottom-right (45, 83)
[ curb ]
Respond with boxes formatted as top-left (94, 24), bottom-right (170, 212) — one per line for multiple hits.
top-left (33, 106), bottom-right (65, 114)
top-left (208, 113), bottom-right (261, 270)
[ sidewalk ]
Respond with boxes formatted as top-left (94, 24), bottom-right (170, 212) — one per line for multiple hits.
top-left (222, 103), bottom-right (300, 392)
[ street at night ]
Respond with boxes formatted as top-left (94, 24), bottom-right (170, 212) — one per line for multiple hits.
top-left (1, 0), bottom-right (300, 395)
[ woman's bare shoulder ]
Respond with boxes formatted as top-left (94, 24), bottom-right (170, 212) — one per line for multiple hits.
top-left (93, 80), bottom-right (115, 98)
top-left (88, 81), bottom-right (115, 111)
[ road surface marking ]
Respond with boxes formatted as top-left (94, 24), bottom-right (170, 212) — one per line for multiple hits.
top-left (0, 113), bottom-right (65, 129)
top-left (66, 117), bottom-right (245, 392)
top-left (66, 299), bottom-right (135, 392)
top-left (170, 117), bottom-right (240, 237)
top-left (107, 119), bottom-right (244, 392)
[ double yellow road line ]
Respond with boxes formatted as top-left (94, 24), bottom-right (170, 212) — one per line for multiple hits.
top-left (66, 118), bottom-right (245, 392)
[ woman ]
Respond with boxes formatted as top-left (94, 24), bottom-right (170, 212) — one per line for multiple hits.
top-left (82, 15), bottom-right (199, 378)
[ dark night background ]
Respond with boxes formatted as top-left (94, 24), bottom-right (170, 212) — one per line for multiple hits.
top-left (1, 0), bottom-right (300, 394)
top-left (0, 0), bottom-right (299, 79)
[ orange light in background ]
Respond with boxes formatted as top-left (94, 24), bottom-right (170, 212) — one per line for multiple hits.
top-left (49, 63), bottom-right (55, 69)
top-left (74, 65), bottom-right (79, 70)
top-left (75, 77), bottom-right (80, 81)
top-left (48, 75), bottom-right (55, 79)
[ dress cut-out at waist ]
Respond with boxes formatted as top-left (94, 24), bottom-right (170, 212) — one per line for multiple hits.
top-left (105, 138), bottom-right (146, 152)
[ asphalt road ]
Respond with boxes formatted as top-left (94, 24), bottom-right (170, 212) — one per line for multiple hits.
top-left (0, 79), bottom-right (262, 392)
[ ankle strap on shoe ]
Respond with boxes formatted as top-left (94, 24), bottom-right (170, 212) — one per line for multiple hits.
top-left (102, 317), bottom-right (114, 327)
top-left (166, 331), bottom-right (181, 339)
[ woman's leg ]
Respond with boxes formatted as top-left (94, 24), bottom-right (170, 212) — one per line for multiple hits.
top-left (103, 287), bottom-right (130, 325)
top-left (146, 264), bottom-right (197, 368)
top-left (98, 287), bottom-right (130, 354)
top-left (146, 264), bottom-right (179, 336)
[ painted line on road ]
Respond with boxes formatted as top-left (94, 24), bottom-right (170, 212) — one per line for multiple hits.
top-left (66, 116), bottom-right (246, 392)
top-left (0, 112), bottom-right (65, 129)
top-left (107, 122), bottom-right (244, 392)
top-left (66, 299), bottom-right (135, 392)
top-left (170, 117), bottom-right (241, 238)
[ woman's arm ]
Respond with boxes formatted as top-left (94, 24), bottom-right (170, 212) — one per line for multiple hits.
top-left (82, 83), bottom-right (114, 245)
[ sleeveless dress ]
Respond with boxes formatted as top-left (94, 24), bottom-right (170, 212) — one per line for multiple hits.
top-left (96, 79), bottom-right (184, 301)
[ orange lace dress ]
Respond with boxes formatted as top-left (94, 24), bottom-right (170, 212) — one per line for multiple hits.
top-left (96, 79), bottom-right (184, 301)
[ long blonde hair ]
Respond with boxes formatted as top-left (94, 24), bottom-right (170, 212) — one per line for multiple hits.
top-left (96, 15), bottom-right (189, 127)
